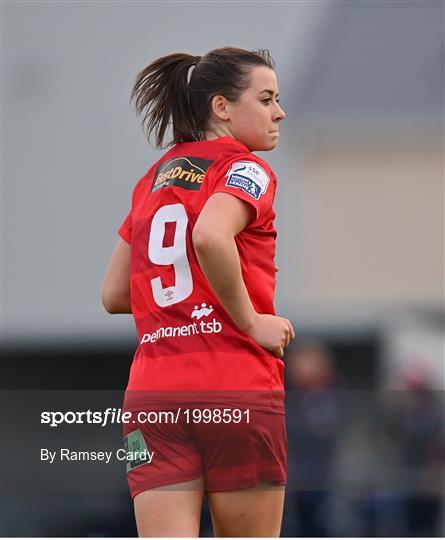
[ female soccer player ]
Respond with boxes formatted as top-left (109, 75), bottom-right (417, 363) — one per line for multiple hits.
top-left (102, 47), bottom-right (295, 537)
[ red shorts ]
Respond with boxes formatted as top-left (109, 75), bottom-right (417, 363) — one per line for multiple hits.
top-left (122, 407), bottom-right (287, 498)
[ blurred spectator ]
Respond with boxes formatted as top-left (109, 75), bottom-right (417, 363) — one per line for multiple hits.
top-left (379, 361), bottom-right (444, 536)
top-left (284, 340), bottom-right (343, 537)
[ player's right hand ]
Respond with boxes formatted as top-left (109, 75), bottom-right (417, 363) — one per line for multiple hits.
top-left (245, 313), bottom-right (295, 358)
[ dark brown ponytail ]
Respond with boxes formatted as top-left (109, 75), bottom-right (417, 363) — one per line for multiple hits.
top-left (130, 47), bottom-right (275, 149)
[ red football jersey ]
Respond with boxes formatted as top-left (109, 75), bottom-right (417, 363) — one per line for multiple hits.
top-left (118, 136), bottom-right (284, 412)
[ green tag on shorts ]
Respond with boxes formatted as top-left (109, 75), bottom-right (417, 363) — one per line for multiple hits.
top-left (123, 429), bottom-right (150, 472)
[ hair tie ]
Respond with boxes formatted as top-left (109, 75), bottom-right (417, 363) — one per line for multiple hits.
top-left (188, 56), bottom-right (201, 86)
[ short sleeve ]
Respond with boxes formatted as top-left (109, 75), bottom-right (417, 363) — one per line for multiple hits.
top-left (118, 211), bottom-right (132, 245)
top-left (117, 171), bottom-right (149, 245)
top-left (209, 157), bottom-right (276, 221)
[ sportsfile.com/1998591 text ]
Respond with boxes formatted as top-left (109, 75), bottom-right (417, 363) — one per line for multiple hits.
top-left (40, 408), bottom-right (250, 427)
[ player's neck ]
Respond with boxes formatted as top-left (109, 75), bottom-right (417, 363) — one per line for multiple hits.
top-left (203, 127), bottom-right (234, 141)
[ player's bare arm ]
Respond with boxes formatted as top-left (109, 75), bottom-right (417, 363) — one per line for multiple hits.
top-left (102, 238), bottom-right (132, 314)
top-left (193, 192), bottom-right (294, 358)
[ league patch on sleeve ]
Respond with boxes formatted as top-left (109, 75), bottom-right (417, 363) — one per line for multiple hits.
top-left (225, 161), bottom-right (270, 200)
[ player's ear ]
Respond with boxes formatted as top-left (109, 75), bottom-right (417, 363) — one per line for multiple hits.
top-left (210, 95), bottom-right (230, 122)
